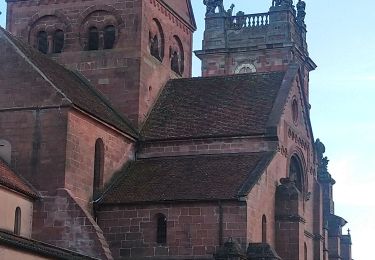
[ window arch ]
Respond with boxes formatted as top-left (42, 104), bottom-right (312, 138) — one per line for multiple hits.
top-left (0, 140), bottom-right (12, 164)
top-left (14, 207), bottom-right (21, 235)
top-left (289, 155), bottom-right (304, 192)
top-left (53, 30), bottom-right (64, 53)
top-left (156, 213), bottom-right (167, 244)
top-left (170, 35), bottom-right (184, 75)
top-left (93, 139), bottom-right (104, 198)
top-left (88, 27), bottom-right (99, 50)
top-left (37, 31), bottom-right (48, 54)
top-left (262, 215), bottom-right (267, 243)
top-left (104, 25), bottom-right (116, 49)
top-left (149, 18), bottom-right (165, 61)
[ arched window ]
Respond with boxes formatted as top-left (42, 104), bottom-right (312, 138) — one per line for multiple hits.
top-left (14, 207), bottom-right (21, 235)
top-left (262, 215), bottom-right (267, 243)
top-left (149, 18), bottom-right (165, 61)
top-left (37, 31), bottom-right (48, 54)
top-left (104, 25), bottom-right (116, 49)
top-left (150, 35), bottom-right (160, 60)
top-left (156, 214), bottom-right (167, 244)
top-left (289, 155), bottom-right (304, 192)
top-left (88, 27), bottom-right (99, 50)
top-left (53, 30), bottom-right (64, 53)
top-left (93, 139), bottom-right (104, 198)
top-left (171, 51), bottom-right (180, 74)
top-left (170, 35), bottom-right (184, 75)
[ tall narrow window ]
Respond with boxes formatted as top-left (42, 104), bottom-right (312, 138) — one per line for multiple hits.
top-left (304, 243), bottom-right (307, 260)
top-left (103, 25), bottom-right (116, 49)
top-left (171, 51), bottom-right (180, 75)
top-left (37, 31), bottom-right (48, 54)
top-left (14, 207), bottom-right (21, 235)
top-left (289, 156), bottom-right (304, 192)
top-left (150, 35), bottom-right (160, 60)
top-left (53, 30), bottom-right (64, 53)
top-left (88, 27), bottom-right (99, 50)
top-left (93, 139), bottom-right (104, 198)
top-left (156, 214), bottom-right (167, 244)
top-left (262, 215), bottom-right (267, 243)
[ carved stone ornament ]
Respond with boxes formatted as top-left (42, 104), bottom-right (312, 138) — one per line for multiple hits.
top-left (297, 0), bottom-right (307, 24)
top-left (203, 0), bottom-right (225, 16)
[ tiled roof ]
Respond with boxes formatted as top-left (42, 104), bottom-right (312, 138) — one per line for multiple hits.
top-left (0, 27), bottom-right (138, 138)
top-left (0, 159), bottom-right (38, 199)
top-left (0, 229), bottom-right (99, 260)
top-left (141, 72), bottom-right (285, 140)
top-left (100, 152), bottom-right (275, 204)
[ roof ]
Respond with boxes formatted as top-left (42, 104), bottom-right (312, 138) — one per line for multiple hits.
top-left (141, 72), bottom-right (285, 140)
top-left (161, 0), bottom-right (196, 30)
top-left (0, 229), bottom-right (99, 260)
top-left (0, 159), bottom-right (38, 199)
top-left (100, 152), bottom-right (275, 204)
top-left (0, 27), bottom-right (138, 139)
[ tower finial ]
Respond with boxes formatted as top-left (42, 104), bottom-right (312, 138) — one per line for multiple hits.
top-left (297, 0), bottom-right (307, 25)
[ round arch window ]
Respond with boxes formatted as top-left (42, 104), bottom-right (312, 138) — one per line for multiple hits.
top-left (289, 155), bottom-right (304, 192)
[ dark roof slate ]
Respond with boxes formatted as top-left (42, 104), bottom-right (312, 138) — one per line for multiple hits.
top-left (0, 229), bottom-right (99, 260)
top-left (0, 27), bottom-right (137, 138)
top-left (100, 152), bottom-right (275, 204)
top-left (0, 159), bottom-right (38, 199)
top-left (141, 72), bottom-right (285, 140)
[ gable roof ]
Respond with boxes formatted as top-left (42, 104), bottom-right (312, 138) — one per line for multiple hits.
top-left (141, 72), bottom-right (286, 141)
top-left (99, 152), bottom-right (275, 204)
top-left (0, 27), bottom-right (138, 139)
top-left (0, 159), bottom-right (38, 199)
top-left (161, 0), bottom-right (197, 30)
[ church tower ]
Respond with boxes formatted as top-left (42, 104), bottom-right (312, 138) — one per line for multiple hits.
top-left (195, 0), bottom-right (316, 101)
top-left (6, 0), bottom-right (196, 127)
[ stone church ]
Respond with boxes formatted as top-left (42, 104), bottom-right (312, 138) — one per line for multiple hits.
top-left (0, 0), bottom-right (353, 259)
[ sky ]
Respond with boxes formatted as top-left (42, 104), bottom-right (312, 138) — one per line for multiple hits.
top-left (0, 0), bottom-right (374, 258)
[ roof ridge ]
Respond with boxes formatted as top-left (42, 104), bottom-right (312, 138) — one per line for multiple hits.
top-left (0, 28), bottom-right (73, 106)
top-left (169, 71), bottom-right (285, 83)
top-left (137, 151), bottom-right (271, 161)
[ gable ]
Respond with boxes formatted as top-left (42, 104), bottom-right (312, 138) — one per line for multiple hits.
top-left (161, 0), bottom-right (196, 30)
top-left (0, 27), bottom-right (138, 138)
top-left (0, 28), bottom-right (67, 109)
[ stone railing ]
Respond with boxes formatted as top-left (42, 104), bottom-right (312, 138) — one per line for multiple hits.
top-left (226, 12), bottom-right (270, 30)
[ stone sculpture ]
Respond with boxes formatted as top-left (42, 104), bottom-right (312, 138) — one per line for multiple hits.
top-left (203, 0), bottom-right (225, 16)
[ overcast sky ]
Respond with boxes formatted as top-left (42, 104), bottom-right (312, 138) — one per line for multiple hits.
top-left (1, 0), bottom-right (374, 258)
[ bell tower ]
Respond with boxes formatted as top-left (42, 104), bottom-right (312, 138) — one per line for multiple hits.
top-left (195, 0), bottom-right (316, 99)
top-left (6, 0), bottom-right (196, 128)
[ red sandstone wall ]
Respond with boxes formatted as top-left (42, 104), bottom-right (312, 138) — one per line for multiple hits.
top-left (33, 189), bottom-right (113, 259)
top-left (138, 0), bottom-right (194, 124)
top-left (65, 110), bottom-right (135, 210)
top-left (98, 202), bottom-right (247, 259)
top-left (0, 109), bottom-right (68, 193)
top-left (7, 0), bottom-right (194, 127)
top-left (201, 48), bottom-right (291, 77)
